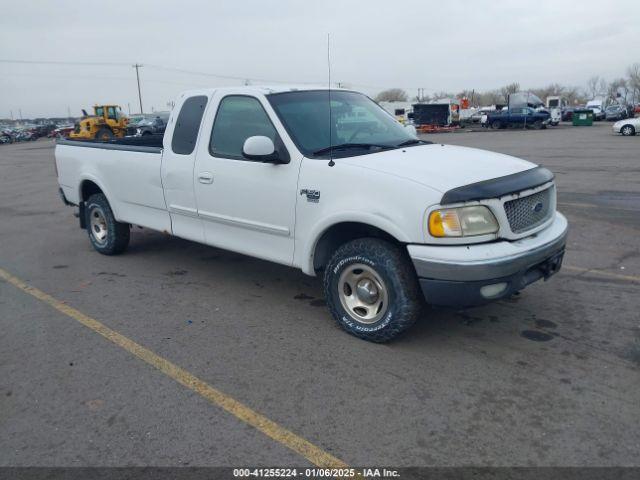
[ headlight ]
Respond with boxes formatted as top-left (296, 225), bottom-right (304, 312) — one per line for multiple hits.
top-left (428, 206), bottom-right (498, 237)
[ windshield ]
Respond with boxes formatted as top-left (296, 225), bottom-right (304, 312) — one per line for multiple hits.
top-left (267, 90), bottom-right (416, 158)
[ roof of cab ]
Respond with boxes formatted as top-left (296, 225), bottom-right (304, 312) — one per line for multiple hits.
top-left (178, 84), bottom-right (351, 98)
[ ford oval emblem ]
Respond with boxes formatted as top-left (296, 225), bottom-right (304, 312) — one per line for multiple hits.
top-left (533, 201), bottom-right (544, 213)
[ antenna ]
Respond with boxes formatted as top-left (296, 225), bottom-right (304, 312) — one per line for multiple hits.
top-left (327, 33), bottom-right (335, 167)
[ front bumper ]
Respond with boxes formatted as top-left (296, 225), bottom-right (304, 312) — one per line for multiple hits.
top-left (408, 212), bottom-right (568, 307)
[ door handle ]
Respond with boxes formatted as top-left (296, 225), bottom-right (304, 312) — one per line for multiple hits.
top-left (198, 172), bottom-right (214, 184)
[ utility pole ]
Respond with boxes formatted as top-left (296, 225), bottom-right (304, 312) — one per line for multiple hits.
top-left (10, 110), bottom-right (13, 120)
top-left (19, 109), bottom-right (23, 121)
top-left (133, 63), bottom-right (144, 114)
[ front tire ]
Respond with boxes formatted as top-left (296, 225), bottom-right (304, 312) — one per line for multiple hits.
top-left (490, 120), bottom-right (502, 130)
top-left (85, 193), bottom-right (130, 255)
top-left (95, 128), bottom-right (114, 141)
top-left (621, 125), bottom-right (636, 136)
top-left (323, 238), bottom-right (422, 342)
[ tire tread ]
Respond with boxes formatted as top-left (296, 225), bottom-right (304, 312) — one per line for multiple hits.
top-left (323, 238), bottom-right (422, 342)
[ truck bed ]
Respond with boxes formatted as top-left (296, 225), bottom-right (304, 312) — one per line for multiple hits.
top-left (56, 134), bottom-right (163, 153)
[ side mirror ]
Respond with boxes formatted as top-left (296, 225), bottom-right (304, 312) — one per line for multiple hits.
top-left (404, 124), bottom-right (417, 137)
top-left (242, 136), bottom-right (282, 163)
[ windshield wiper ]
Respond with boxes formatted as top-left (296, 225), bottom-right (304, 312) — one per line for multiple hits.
top-left (312, 143), bottom-right (395, 156)
top-left (396, 139), bottom-right (431, 147)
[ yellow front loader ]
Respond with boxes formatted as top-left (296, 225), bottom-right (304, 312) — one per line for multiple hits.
top-left (69, 105), bottom-right (129, 141)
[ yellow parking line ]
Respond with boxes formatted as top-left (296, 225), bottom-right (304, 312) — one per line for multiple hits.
top-left (564, 265), bottom-right (640, 283)
top-left (0, 267), bottom-right (348, 469)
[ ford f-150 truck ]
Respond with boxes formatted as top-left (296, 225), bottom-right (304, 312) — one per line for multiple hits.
top-left (55, 86), bottom-right (568, 342)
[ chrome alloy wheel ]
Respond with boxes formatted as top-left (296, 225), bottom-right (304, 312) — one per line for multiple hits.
top-left (89, 207), bottom-right (108, 245)
top-left (337, 263), bottom-right (389, 324)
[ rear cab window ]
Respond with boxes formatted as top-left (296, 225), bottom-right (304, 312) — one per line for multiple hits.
top-left (172, 95), bottom-right (208, 155)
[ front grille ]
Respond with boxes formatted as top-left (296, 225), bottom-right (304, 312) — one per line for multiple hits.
top-left (504, 187), bottom-right (553, 234)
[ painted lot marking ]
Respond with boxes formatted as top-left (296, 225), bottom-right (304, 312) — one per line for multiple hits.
top-left (0, 267), bottom-right (348, 469)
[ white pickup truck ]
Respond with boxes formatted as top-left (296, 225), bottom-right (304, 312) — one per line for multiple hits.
top-left (55, 86), bottom-right (568, 342)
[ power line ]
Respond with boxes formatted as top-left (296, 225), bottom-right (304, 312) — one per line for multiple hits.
top-left (0, 58), bottom-right (326, 86)
top-left (0, 59), bottom-right (131, 67)
top-left (1, 71), bottom-right (212, 88)
top-left (0, 58), bottom-right (426, 93)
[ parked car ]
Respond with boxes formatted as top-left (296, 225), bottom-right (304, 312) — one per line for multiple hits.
top-left (55, 86), bottom-right (567, 342)
top-left (49, 126), bottom-right (75, 138)
top-left (590, 107), bottom-right (606, 121)
top-left (586, 100), bottom-right (606, 121)
top-left (612, 117), bottom-right (640, 136)
top-left (15, 131), bottom-right (37, 142)
top-left (561, 107), bottom-right (575, 121)
top-left (485, 107), bottom-right (551, 129)
top-left (471, 108), bottom-right (493, 124)
top-left (125, 114), bottom-right (153, 136)
top-left (605, 105), bottom-right (627, 121)
top-left (134, 113), bottom-right (170, 136)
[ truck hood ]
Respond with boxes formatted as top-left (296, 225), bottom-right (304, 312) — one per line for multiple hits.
top-left (341, 144), bottom-right (536, 194)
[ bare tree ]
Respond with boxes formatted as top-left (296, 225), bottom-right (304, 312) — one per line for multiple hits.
top-left (564, 86), bottom-right (586, 105)
top-left (627, 63), bottom-right (640, 104)
top-left (431, 91), bottom-right (456, 101)
top-left (607, 78), bottom-right (629, 104)
top-left (586, 76), bottom-right (603, 99)
top-left (477, 90), bottom-right (504, 106)
top-left (375, 88), bottom-right (409, 102)
top-left (499, 82), bottom-right (520, 102)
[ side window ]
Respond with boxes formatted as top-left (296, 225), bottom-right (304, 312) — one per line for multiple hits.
top-left (209, 95), bottom-right (277, 160)
top-left (172, 95), bottom-right (208, 155)
top-left (107, 106), bottom-right (117, 120)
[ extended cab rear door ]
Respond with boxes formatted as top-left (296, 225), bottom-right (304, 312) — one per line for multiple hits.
top-left (193, 90), bottom-right (301, 266)
top-left (161, 92), bottom-right (210, 243)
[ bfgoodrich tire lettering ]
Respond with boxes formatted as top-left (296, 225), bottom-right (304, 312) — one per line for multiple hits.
top-left (323, 238), bottom-right (422, 342)
top-left (85, 193), bottom-right (130, 255)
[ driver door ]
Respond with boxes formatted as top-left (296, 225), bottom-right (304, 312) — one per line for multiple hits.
top-left (193, 93), bottom-right (300, 266)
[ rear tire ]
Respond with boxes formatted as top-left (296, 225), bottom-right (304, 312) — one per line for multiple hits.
top-left (532, 120), bottom-right (543, 130)
top-left (621, 125), bottom-right (636, 136)
top-left (491, 120), bottom-right (502, 130)
top-left (85, 193), bottom-right (130, 255)
top-left (323, 238), bottom-right (422, 342)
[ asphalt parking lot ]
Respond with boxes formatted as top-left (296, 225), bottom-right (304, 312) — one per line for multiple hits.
top-left (1, 122), bottom-right (639, 468)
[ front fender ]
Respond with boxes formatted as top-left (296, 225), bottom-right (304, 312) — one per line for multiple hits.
top-left (297, 211), bottom-right (411, 276)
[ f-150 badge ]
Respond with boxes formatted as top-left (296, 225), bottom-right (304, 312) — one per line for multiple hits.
top-left (300, 189), bottom-right (320, 203)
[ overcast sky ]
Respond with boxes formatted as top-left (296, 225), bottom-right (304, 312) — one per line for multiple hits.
top-left (1, 0), bottom-right (639, 118)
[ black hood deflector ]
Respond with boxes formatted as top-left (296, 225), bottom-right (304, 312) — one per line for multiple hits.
top-left (440, 166), bottom-right (554, 205)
